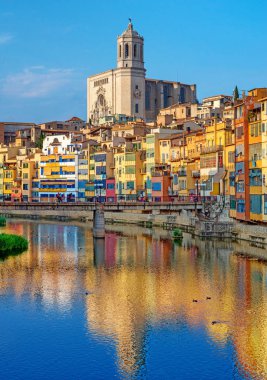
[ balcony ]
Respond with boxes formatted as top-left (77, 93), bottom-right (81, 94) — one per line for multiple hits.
top-left (177, 169), bottom-right (187, 177)
top-left (192, 170), bottom-right (200, 178)
top-left (151, 170), bottom-right (170, 177)
top-left (170, 156), bottom-right (189, 162)
top-left (201, 145), bottom-right (223, 154)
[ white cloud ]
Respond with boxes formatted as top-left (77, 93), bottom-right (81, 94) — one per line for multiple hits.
top-left (0, 33), bottom-right (13, 44)
top-left (1, 67), bottom-right (75, 98)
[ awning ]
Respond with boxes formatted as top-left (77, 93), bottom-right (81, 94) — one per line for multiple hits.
top-left (212, 170), bottom-right (227, 183)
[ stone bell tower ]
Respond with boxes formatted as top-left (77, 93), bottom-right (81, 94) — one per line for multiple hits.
top-left (117, 19), bottom-right (145, 70)
top-left (116, 20), bottom-right (146, 119)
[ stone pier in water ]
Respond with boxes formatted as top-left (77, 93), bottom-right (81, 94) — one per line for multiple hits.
top-left (93, 207), bottom-right (105, 238)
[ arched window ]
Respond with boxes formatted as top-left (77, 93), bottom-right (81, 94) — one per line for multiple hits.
top-left (140, 45), bottom-right (143, 61)
top-left (119, 44), bottom-right (122, 57)
top-left (98, 94), bottom-right (105, 107)
top-left (125, 43), bottom-right (129, 58)
top-left (134, 44), bottom-right (137, 57)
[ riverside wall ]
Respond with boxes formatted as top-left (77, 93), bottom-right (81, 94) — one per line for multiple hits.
top-left (1, 208), bottom-right (267, 246)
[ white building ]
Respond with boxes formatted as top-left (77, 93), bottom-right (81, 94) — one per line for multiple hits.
top-left (87, 21), bottom-right (197, 124)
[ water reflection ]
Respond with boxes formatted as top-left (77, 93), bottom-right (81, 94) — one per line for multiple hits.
top-left (0, 220), bottom-right (267, 379)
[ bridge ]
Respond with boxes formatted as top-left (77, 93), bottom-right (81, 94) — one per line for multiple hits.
top-left (0, 200), bottom-right (203, 213)
top-left (0, 200), bottom-right (203, 238)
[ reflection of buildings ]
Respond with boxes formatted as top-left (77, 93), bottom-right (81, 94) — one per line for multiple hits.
top-left (86, 233), bottom-right (267, 379)
top-left (0, 221), bottom-right (266, 378)
top-left (0, 221), bottom-right (90, 309)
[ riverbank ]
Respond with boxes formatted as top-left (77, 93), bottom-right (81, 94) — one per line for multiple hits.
top-left (1, 207), bottom-right (267, 246)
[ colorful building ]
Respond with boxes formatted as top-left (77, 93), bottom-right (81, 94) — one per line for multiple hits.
top-left (114, 145), bottom-right (145, 201)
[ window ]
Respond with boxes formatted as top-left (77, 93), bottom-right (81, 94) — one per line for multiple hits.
top-left (264, 194), bottom-right (267, 215)
top-left (127, 181), bottom-right (135, 190)
top-left (179, 179), bottom-right (187, 190)
top-left (96, 166), bottom-right (106, 175)
top-left (237, 199), bottom-right (245, 213)
top-left (236, 126), bottom-right (244, 139)
top-left (249, 169), bottom-right (262, 186)
top-left (152, 182), bottom-right (161, 191)
top-left (23, 184), bottom-right (28, 190)
top-left (236, 181), bottom-right (245, 192)
top-left (250, 195), bottom-right (262, 214)
top-left (119, 44), bottom-right (121, 57)
top-left (94, 154), bottom-right (106, 162)
top-left (229, 172), bottom-right (235, 186)
top-left (125, 166), bottom-right (135, 174)
top-left (135, 103), bottom-right (139, 113)
top-left (134, 44), bottom-right (137, 57)
top-left (230, 196), bottom-right (236, 210)
top-left (135, 85), bottom-right (138, 90)
top-left (23, 173), bottom-right (28, 179)
top-left (5, 171), bottom-right (12, 179)
top-left (228, 151), bottom-right (235, 163)
top-left (125, 43), bottom-right (129, 58)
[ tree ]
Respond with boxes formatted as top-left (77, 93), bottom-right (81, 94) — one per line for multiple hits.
top-left (233, 85), bottom-right (239, 101)
top-left (35, 132), bottom-right (45, 149)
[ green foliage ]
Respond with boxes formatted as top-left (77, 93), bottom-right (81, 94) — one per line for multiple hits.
top-left (233, 85), bottom-right (239, 101)
top-left (0, 217), bottom-right (6, 227)
top-left (0, 233), bottom-right (28, 256)
top-left (172, 228), bottom-right (183, 239)
top-left (35, 132), bottom-right (45, 149)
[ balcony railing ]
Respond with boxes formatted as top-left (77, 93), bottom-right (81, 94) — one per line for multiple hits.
top-left (192, 170), bottom-right (200, 178)
top-left (151, 170), bottom-right (170, 177)
top-left (177, 170), bottom-right (186, 176)
top-left (201, 145), bottom-right (223, 154)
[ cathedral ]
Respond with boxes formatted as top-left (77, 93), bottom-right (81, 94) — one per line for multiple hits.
top-left (87, 21), bottom-right (197, 124)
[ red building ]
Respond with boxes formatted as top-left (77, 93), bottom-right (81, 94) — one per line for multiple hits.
top-left (106, 178), bottom-right (116, 202)
top-left (151, 168), bottom-right (171, 202)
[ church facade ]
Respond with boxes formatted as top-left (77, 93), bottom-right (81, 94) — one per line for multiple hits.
top-left (87, 21), bottom-right (197, 124)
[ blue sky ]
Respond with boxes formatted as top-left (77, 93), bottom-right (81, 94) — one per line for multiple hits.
top-left (0, 0), bottom-right (266, 123)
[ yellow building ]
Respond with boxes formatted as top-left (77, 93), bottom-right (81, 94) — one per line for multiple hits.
top-left (21, 153), bottom-right (40, 202)
top-left (3, 161), bottom-right (17, 201)
top-left (200, 119), bottom-right (231, 198)
top-left (114, 143), bottom-right (145, 200)
top-left (260, 96), bottom-right (267, 222)
top-left (248, 104), bottom-right (263, 221)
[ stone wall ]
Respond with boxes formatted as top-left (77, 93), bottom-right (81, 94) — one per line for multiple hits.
top-left (2, 208), bottom-right (267, 245)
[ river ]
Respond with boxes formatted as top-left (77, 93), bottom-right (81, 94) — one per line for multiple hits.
top-left (0, 219), bottom-right (266, 379)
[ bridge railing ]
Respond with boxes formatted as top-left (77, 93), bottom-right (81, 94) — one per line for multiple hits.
top-left (0, 196), bottom-right (224, 210)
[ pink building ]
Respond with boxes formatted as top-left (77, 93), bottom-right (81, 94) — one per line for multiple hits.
top-left (151, 174), bottom-right (171, 202)
top-left (106, 178), bottom-right (116, 202)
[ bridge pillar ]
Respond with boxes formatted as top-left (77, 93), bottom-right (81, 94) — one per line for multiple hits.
top-left (93, 207), bottom-right (105, 238)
